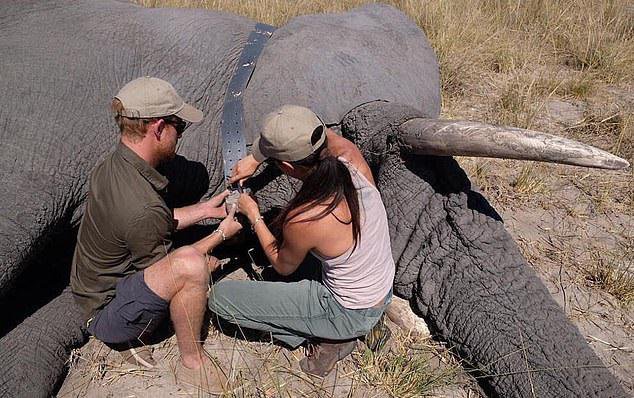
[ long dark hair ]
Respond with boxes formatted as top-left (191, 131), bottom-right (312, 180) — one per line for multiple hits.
top-left (271, 132), bottom-right (361, 253)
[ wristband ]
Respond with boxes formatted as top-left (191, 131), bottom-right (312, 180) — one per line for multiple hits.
top-left (214, 228), bottom-right (227, 241)
top-left (251, 215), bottom-right (264, 231)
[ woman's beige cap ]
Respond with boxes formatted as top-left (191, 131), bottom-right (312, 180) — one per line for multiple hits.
top-left (252, 105), bottom-right (326, 162)
top-left (114, 77), bottom-right (203, 123)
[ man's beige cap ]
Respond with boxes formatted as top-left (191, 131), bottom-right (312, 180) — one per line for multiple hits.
top-left (252, 105), bottom-right (326, 162)
top-left (114, 77), bottom-right (203, 123)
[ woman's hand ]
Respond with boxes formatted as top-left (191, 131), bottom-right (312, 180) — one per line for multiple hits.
top-left (218, 205), bottom-right (242, 239)
top-left (229, 154), bottom-right (261, 185)
top-left (237, 192), bottom-right (260, 223)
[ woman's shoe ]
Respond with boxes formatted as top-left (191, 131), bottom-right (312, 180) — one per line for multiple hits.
top-left (299, 339), bottom-right (357, 377)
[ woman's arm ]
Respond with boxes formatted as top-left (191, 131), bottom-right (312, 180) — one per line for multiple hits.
top-left (228, 154), bottom-right (262, 185)
top-left (238, 194), bottom-right (313, 276)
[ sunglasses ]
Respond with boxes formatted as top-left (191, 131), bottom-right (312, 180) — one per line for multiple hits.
top-left (163, 116), bottom-right (189, 136)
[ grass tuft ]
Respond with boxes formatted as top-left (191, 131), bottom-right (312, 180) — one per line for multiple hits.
top-left (511, 165), bottom-right (547, 196)
top-left (567, 110), bottom-right (633, 162)
top-left (493, 74), bottom-right (544, 128)
top-left (353, 335), bottom-right (460, 398)
top-left (585, 250), bottom-right (634, 308)
top-left (533, 73), bottom-right (594, 99)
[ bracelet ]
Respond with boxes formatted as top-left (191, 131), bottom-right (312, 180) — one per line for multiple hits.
top-left (251, 215), bottom-right (264, 231)
top-left (214, 228), bottom-right (226, 241)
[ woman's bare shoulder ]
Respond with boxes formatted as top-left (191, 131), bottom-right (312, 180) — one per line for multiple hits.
top-left (327, 131), bottom-right (376, 186)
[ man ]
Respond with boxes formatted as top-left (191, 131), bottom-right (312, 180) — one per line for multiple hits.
top-left (70, 77), bottom-right (242, 393)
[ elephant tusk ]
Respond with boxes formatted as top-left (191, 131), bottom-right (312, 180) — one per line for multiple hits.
top-left (397, 119), bottom-right (630, 170)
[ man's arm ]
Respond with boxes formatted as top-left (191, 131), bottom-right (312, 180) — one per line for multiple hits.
top-left (128, 204), bottom-right (242, 268)
top-left (190, 205), bottom-right (243, 255)
top-left (173, 190), bottom-right (229, 230)
top-left (190, 229), bottom-right (224, 254)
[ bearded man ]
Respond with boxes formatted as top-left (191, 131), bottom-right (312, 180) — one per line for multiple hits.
top-left (71, 77), bottom-right (241, 393)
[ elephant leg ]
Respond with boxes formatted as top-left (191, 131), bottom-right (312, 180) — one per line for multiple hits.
top-left (0, 170), bottom-right (83, 298)
top-left (0, 287), bottom-right (86, 397)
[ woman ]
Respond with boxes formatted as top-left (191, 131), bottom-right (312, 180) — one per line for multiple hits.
top-left (208, 105), bottom-right (395, 377)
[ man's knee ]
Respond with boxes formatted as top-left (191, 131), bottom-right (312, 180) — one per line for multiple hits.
top-left (169, 246), bottom-right (210, 285)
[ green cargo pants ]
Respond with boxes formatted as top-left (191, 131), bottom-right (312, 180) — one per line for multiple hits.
top-left (208, 278), bottom-right (389, 348)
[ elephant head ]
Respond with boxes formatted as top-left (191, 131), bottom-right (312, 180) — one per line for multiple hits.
top-left (0, 1), bottom-right (628, 397)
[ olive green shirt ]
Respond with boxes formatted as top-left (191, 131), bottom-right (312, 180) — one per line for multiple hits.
top-left (71, 143), bottom-right (176, 319)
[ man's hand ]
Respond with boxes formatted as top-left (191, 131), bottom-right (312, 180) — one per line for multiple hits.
top-left (202, 190), bottom-right (230, 219)
top-left (173, 190), bottom-right (230, 230)
top-left (218, 205), bottom-right (243, 239)
top-left (228, 154), bottom-right (261, 185)
top-left (190, 205), bottom-right (243, 255)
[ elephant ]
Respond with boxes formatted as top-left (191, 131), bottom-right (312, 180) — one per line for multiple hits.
top-left (0, 1), bottom-right (629, 397)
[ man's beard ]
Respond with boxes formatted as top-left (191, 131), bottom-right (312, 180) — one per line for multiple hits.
top-left (157, 144), bottom-right (177, 165)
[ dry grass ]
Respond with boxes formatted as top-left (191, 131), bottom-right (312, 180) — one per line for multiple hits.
top-left (584, 246), bottom-right (634, 308)
top-left (61, 326), bottom-right (475, 397)
top-left (352, 332), bottom-right (463, 398)
top-left (511, 165), bottom-right (548, 197)
top-left (491, 73), bottom-right (545, 129)
top-left (567, 110), bottom-right (633, 162)
top-left (543, 75), bottom-right (594, 100)
top-left (516, 216), bottom-right (634, 309)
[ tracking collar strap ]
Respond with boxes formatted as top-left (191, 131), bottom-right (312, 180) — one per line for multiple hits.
top-left (220, 23), bottom-right (276, 190)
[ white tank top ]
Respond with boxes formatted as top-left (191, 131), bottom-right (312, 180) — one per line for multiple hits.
top-left (311, 157), bottom-right (395, 309)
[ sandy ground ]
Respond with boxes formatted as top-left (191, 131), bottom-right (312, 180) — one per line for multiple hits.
top-left (499, 181), bottom-right (633, 392)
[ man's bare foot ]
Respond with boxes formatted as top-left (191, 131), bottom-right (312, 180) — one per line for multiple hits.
top-left (174, 356), bottom-right (228, 394)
